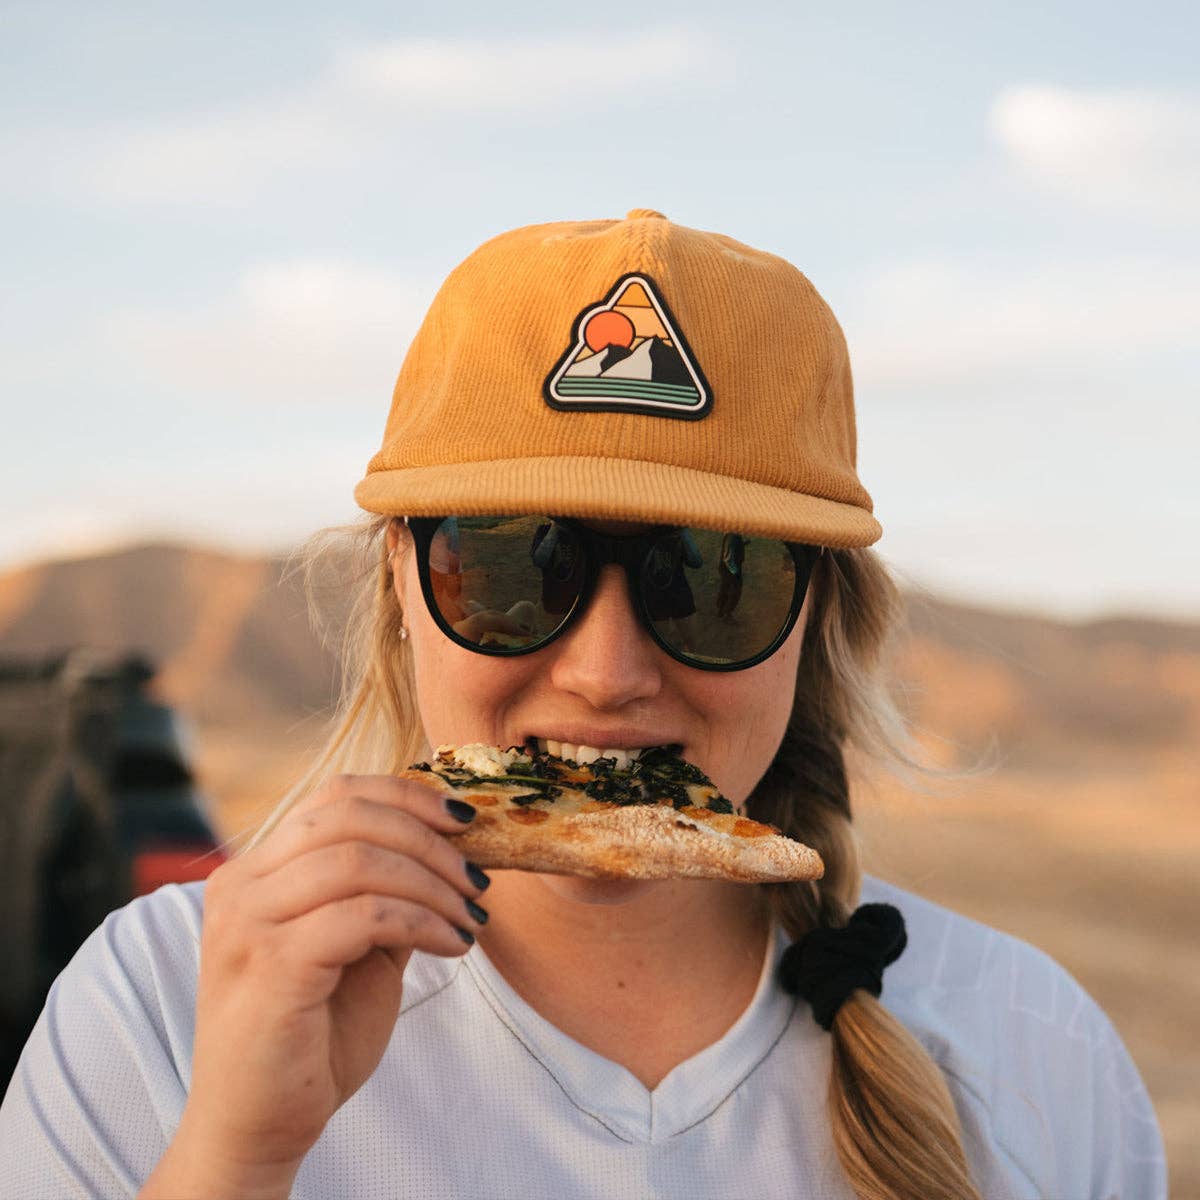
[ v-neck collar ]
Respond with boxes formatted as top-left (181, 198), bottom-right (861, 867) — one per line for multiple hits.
top-left (462, 921), bottom-right (796, 1144)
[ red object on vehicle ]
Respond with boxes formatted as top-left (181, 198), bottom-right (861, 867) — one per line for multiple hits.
top-left (132, 843), bottom-right (226, 896)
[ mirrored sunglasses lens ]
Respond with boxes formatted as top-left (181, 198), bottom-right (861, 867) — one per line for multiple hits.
top-left (641, 530), bottom-right (799, 665)
top-left (428, 517), bottom-right (583, 650)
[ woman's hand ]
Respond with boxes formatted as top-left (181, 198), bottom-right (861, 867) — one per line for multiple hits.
top-left (142, 775), bottom-right (489, 1196)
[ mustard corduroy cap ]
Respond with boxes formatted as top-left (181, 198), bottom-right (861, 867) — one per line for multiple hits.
top-left (355, 209), bottom-right (881, 548)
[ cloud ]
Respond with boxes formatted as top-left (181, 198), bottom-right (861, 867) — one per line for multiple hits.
top-left (6, 27), bottom-right (721, 207)
top-left (0, 434), bottom-right (371, 572)
top-left (85, 99), bottom-right (354, 207)
top-left (989, 84), bottom-right (1200, 221)
top-left (0, 505), bottom-right (152, 571)
top-left (845, 254), bottom-right (1199, 390)
top-left (105, 259), bottom-right (434, 405)
top-left (333, 28), bottom-right (717, 111)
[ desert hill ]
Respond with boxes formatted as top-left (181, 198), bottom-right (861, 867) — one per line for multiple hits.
top-left (0, 542), bottom-right (342, 729)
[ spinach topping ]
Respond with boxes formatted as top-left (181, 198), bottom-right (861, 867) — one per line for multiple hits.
top-left (510, 792), bottom-right (545, 806)
top-left (581, 775), bottom-right (635, 804)
top-left (414, 745), bottom-right (733, 813)
top-left (521, 757), bottom-right (561, 780)
top-left (653, 781), bottom-right (691, 810)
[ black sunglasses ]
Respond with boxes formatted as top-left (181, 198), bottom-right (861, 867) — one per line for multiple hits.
top-left (406, 516), bottom-right (824, 672)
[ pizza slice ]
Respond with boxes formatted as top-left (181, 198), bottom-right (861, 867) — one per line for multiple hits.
top-left (401, 743), bottom-right (824, 883)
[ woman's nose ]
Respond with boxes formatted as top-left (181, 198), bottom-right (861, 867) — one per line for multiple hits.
top-left (548, 564), bottom-right (663, 710)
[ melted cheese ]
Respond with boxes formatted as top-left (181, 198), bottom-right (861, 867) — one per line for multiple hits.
top-left (438, 743), bottom-right (523, 777)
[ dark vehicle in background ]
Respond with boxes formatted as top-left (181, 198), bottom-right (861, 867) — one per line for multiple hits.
top-left (0, 650), bottom-right (224, 1091)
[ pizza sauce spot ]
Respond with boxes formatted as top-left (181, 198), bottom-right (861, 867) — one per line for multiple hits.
top-left (506, 808), bottom-right (551, 825)
top-left (732, 817), bottom-right (776, 838)
top-left (462, 792), bottom-right (498, 806)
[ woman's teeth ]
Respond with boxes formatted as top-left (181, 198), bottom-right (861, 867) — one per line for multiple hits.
top-left (535, 739), bottom-right (640, 770)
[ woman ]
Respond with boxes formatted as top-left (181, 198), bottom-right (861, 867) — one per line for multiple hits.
top-left (0, 211), bottom-right (1165, 1199)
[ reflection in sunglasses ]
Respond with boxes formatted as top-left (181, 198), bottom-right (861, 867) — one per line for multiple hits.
top-left (531, 523), bottom-right (585, 616)
top-left (716, 534), bottom-right (745, 620)
top-left (453, 599), bottom-right (540, 646)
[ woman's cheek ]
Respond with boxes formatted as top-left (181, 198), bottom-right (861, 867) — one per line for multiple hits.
top-left (411, 632), bottom-right (536, 747)
top-left (703, 651), bottom-right (800, 805)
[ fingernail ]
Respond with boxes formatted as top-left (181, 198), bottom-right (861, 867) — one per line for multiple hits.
top-left (446, 799), bottom-right (476, 823)
top-left (456, 926), bottom-right (475, 945)
top-left (465, 899), bottom-right (489, 926)
top-left (465, 861), bottom-right (491, 891)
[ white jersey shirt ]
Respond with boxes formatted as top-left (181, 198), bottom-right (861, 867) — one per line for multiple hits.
top-left (0, 876), bottom-right (1167, 1199)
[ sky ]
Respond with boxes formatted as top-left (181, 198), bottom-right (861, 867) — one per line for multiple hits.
top-left (1, 0), bottom-right (1197, 620)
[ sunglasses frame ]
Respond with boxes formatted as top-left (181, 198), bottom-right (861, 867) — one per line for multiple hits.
top-left (406, 516), bottom-right (826, 673)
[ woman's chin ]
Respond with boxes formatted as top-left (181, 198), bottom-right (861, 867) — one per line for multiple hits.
top-left (535, 873), bottom-right (658, 907)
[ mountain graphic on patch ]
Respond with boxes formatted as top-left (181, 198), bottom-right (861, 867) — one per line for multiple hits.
top-left (543, 274), bottom-right (712, 419)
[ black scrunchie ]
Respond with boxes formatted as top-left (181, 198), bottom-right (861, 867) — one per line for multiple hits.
top-left (778, 903), bottom-right (908, 1031)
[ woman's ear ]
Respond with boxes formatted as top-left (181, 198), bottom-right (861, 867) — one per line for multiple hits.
top-left (385, 517), bottom-right (412, 603)
top-left (385, 515), bottom-right (403, 557)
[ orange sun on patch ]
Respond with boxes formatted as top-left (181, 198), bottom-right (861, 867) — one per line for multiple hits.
top-left (583, 309), bottom-right (635, 352)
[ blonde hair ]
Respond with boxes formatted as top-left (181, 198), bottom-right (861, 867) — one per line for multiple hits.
top-left (248, 514), bottom-right (984, 1199)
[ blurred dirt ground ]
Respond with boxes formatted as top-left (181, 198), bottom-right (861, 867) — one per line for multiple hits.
top-left (198, 724), bottom-right (1197, 1196)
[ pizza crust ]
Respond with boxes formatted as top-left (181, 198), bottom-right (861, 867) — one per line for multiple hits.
top-left (400, 767), bottom-right (825, 884)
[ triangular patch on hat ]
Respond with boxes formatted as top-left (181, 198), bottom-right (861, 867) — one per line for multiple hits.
top-left (543, 274), bottom-right (712, 420)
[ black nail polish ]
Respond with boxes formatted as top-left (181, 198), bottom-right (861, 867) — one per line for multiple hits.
top-left (446, 799), bottom-right (476, 823)
top-left (465, 899), bottom-right (489, 926)
top-left (466, 861), bottom-right (492, 891)
top-left (456, 926), bottom-right (475, 945)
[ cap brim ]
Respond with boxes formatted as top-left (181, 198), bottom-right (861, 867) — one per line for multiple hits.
top-left (354, 456), bottom-right (881, 548)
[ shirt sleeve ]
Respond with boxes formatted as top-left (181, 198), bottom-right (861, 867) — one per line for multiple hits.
top-left (0, 885), bottom-right (202, 1199)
